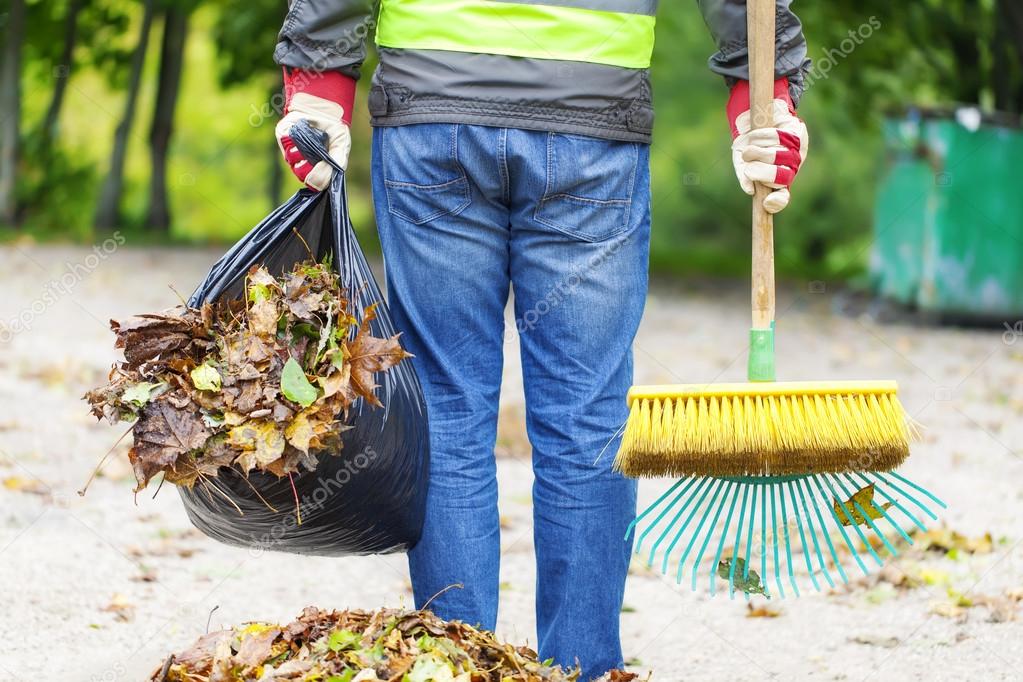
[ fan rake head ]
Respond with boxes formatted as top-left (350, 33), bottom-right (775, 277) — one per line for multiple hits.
top-left (627, 470), bottom-right (946, 598)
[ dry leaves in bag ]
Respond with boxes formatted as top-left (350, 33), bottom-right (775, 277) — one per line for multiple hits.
top-left (85, 259), bottom-right (411, 494)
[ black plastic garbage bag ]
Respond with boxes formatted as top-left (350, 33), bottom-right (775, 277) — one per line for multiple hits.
top-left (178, 123), bottom-right (429, 556)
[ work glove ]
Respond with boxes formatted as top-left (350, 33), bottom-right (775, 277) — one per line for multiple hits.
top-left (726, 77), bottom-right (808, 214)
top-left (275, 68), bottom-right (356, 191)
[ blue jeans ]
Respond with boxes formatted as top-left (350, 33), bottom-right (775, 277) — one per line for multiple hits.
top-left (372, 124), bottom-right (649, 680)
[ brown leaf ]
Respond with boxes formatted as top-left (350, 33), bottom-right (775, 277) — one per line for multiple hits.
top-left (348, 306), bottom-right (411, 407)
top-left (102, 593), bottom-right (135, 622)
top-left (230, 380), bottom-right (264, 414)
top-left (233, 626), bottom-right (281, 668)
top-left (248, 298), bottom-right (279, 337)
top-left (130, 400), bottom-right (211, 490)
top-left (746, 603), bottom-right (782, 618)
top-left (608, 671), bottom-right (638, 682)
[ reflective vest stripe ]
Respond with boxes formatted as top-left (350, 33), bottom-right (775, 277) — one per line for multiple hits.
top-left (376, 0), bottom-right (657, 69)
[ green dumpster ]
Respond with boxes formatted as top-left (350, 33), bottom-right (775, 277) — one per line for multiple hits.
top-left (871, 110), bottom-right (1023, 319)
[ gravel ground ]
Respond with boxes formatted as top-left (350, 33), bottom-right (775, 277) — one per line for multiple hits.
top-left (0, 243), bottom-right (1021, 681)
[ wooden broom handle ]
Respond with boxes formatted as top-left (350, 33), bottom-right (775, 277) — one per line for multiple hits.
top-left (748, 0), bottom-right (775, 329)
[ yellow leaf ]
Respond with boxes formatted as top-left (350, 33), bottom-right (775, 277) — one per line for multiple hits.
top-left (285, 411), bottom-right (315, 454)
top-left (833, 484), bottom-right (893, 527)
top-left (919, 568), bottom-right (950, 586)
top-left (2, 476), bottom-right (46, 494)
top-left (930, 601), bottom-right (966, 618)
top-left (228, 420), bottom-right (285, 470)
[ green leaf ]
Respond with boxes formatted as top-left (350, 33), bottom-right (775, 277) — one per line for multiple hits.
top-left (248, 283), bottom-right (271, 303)
top-left (326, 672), bottom-right (354, 682)
top-left (327, 628), bottom-right (361, 652)
top-left (405, 654), bottom-right (454, 682)
top-left (189, 363), bottom-right (222, 392)
top-left (291, 322), bottom-right (318, 340)
top-left (281, 357), bottom-right (318, 407)
top-left (717, 557), bottom-right (769, 597)
top-left (121, 381), bottom-right (163, 407)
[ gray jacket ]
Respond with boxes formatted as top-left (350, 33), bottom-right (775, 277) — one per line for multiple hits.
top-left (274, 1), bottom-right (810, 143)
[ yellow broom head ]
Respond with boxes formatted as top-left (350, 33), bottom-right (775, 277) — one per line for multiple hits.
top-left (615, 380), bottom-right (912, 478)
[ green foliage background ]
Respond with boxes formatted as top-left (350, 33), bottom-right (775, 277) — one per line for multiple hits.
top-left (8, 0), bottom-right (1021, 278)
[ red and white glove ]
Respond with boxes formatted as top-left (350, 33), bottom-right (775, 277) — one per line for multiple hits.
top-left (726, 77), bottom-right (808, 214)
top-left (275, 68), bottom-right (356, 191)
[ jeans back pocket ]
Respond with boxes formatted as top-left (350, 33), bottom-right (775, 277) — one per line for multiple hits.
top-left (534, 133), bottom-right (639, 242)
top-left (382, 124), bottom-right (471, 225)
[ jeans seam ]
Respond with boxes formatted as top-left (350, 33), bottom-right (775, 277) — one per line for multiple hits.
top-left (498, 128), bottom-right (510, 205)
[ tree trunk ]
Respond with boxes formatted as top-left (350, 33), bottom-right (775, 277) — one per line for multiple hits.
top-left (146, 6), bottom-right (189, 232)
top-left (41, 0), bottom-right (85, 147)
top-left (993, 0), bottom-right (1023, 115)
top-left (94, 0), bottom-right (156, 231)
top-left (0, 0), bottom-right (27, 225)
top-left (268, 79), bottom-right (284, 208)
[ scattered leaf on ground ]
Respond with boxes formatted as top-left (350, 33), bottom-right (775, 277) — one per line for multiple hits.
top-left (102, 593), bottom-right (135, 622)
top-left (911, 527), bottom-right (993, 555)
top-left (746, 603), bottom-right (782, 618)
top-left (849, 634), bottom-right (900, 648)
top-left (2, 476), bottom-right (47, 495)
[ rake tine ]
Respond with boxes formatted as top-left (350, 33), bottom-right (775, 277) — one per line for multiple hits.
top-left (842, 473), bottom-right (912, 544)
top-left (888, 471), bottom-right (947, 509)
top-left (786, 480), bottom-right (821, 592)
top-left (793, 478), bottom-right (842, 584)
top-left (688, 481), bottom-right (736, 590)
top-left (761, 481), bottom-right (771, 598)
top-left (810, 474), bottom-right (870, 576)
top-left (854, 472), bottom-right (927, 533)
top-left (829, 474), bottom-right (899, 558)
top-left (634, 477), bottom-right (699, 553)
top-left (674, 478), bottom-right (727, 580)
top-left (628, 477), bottom-right (688, 544)
top-left (727, 483), bottom-right (751, 599)
top-left (778, 481), bottom-right (800, 596)
top-left (709, 481), bottom-right (743, 596)
top-left (821, 475), bottom-right (884, 567)
top-left (651, 477), bottom-right (713, 569)
top-left (872, 471), bottom-right (941, 519)
top-left (744, 484), bottom-right (759, 601)
top-left (769, 483), bottom-right (786, 598)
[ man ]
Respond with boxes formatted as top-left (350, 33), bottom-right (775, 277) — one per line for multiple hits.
top-left (273, 1), bottom-right (809, 678)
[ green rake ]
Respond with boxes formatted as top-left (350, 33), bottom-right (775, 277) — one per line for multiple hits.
top-left (627, 471), bottom-right (946, 598)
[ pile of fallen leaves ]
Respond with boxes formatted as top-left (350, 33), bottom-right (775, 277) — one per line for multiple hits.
top-left (151, 606), bottom-right (585, 682)
top-left (86, 259), bottom-right (409, 493)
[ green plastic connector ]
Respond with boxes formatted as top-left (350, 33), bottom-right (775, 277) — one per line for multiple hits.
top-left (747, 325), bottom-right (775, 382)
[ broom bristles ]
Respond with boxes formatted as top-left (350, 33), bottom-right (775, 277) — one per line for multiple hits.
top-left (615, 381), bottom-right (912, 478)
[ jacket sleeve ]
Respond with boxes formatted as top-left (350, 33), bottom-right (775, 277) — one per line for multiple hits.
top-left (696, 0), bottom-right (811, 105)
top-left (274, 0), bottom-right (376, 79)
